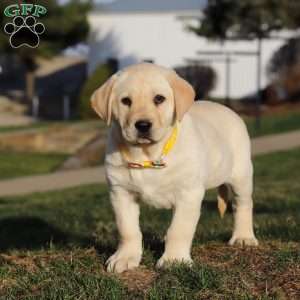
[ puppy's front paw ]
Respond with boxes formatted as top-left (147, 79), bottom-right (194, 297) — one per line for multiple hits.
top-left (106, 246), bottom-right (142, 273)
top-left (229, 235), bottom-right (258, 246)
top-left (156, 253), bottom-right (193, 268)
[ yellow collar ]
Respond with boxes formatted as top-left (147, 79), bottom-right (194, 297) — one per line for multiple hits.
top-left (119, 122), bottom-right (179, 169)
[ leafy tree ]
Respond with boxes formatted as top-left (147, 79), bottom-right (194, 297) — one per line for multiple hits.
top-left (268, 37), bottom-right (300, 80)
top-left (191, 0), bottom-right (300, 40)
top-left (190, 0), bottom-right (300, 113)
top-left (267, 37), bottom-right (300, 99)
top-left (0, 0), bottom-right (91, 103)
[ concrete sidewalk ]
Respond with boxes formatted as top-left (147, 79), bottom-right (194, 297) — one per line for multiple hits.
top-left (0, 130), bottom-right (300, 197)
top-left (251, 130), bottom-right (300, 155)
top-left (0, 167), bottom-right (106, 197)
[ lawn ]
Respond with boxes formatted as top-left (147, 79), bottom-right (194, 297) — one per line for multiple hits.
top-left (0, 151), bottom-right (68, 180)
top-left (246, 111), bottom-right (300, 138)
top-left (0, 148), bottom-right (299, 299)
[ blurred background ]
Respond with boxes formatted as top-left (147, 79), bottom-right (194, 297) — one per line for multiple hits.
top-left (0, 0), bottom-right (300, 180)
top-left (0, 0), bottom-right (299, 193)
top-left (0, 1), bottom-right (299, 298)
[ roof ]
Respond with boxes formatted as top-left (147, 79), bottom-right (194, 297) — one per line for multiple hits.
top-left (36, 56), bottom-right (86, 77)
top-left (95, 0), bottom-right (206, 13)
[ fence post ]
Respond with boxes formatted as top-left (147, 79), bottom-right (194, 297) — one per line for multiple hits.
top-left (32, 95), bottom-right (39, 118)
top-left (255, 38), bottom-right (262, 129)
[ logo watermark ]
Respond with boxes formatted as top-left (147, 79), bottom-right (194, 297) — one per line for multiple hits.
top-left (3, 4), bottom-right (47, 49)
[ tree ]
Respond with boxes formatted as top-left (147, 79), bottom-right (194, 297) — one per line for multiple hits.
top-left (191, 0), bottom-right (300, 40)
top-left (267, 37), bottom-right (300, 100)
top-left (0, 0), bottom-right (91, 103)
top-left (268, 37), bottom-right (300, 81)
top-left (190, 0), bottom-right (300, 122)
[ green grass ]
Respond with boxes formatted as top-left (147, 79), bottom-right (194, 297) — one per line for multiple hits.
top-left (245, 111), bottom-right (300, 138)
top-left (0, 149), bottom-right (299, 299)
top-left (0, 151), bottom-right (68, 180)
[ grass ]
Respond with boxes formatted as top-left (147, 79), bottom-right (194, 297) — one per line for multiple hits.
top-left (0, 148), bottom-right (299, 299)
top-left (245, 111), bottom-right (300, 138)
top-left (0, 151), bottom-right (68, 180)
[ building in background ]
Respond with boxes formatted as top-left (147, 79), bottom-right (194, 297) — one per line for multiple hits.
top-left (0, 55), bottom-right (86, 119)
top-left (88, 0), bottom-right (289, 99)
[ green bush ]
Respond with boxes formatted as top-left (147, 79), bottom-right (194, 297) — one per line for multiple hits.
top-left (79, 63), bottom-right (114, 119)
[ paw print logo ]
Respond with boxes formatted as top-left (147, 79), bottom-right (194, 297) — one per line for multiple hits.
top-left (4, 16), bottom-right (45, 49)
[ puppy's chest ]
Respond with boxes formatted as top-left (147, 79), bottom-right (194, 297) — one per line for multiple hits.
top-left (128, 169), bottom-right (177, 209)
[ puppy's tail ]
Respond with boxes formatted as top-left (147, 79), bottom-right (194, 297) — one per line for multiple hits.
top-left (217, 184), bottom-right (230, 218)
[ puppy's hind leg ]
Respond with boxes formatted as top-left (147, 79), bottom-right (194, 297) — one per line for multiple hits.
top-left (229, 174), bottom-right (258, 246)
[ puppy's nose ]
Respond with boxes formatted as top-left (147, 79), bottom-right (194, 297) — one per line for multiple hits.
top-left (135, 120), bottom-right (152, 133)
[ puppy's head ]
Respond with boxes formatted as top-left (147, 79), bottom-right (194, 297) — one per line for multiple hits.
top-left (91, 63), bottom-right (195, 144)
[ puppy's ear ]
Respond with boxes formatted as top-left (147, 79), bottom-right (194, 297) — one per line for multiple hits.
top-left (167, 71), bottom-right (195, 121)
top-left (90, 74), bottom-right (118, 125)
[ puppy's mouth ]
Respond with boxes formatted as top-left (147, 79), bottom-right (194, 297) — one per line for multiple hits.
top-left (136, 135), bottom-right (154, 144)
top-left (128, 134), bottom-right (155, 145)
top-left (121, 126), bottom-right (158, 145)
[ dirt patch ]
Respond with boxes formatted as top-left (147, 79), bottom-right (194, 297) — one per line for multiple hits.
top-left (118, 266), bottom-right (157, 292)
top-left (193, 242), bottom-right (300, 299)
top-left (272, 264), bottom-right (300, 299)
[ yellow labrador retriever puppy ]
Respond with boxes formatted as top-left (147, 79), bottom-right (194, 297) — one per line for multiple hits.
top-left (91, 63), bottom-right (258, 273)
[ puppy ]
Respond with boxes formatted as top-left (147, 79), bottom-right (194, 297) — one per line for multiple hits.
top-left (91, 63), bottom-right (258, 273)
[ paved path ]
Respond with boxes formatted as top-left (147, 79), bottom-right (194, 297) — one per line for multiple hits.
top-left (0, 167), bottom-right (106, 197)
top-left (0, 130), bottom-right (300, 197)
top-left (251, 130), bottom-right (300, 155)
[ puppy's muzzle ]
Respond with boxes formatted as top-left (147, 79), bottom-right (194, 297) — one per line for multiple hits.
top-left (135, 120), bottom-right (152, 135)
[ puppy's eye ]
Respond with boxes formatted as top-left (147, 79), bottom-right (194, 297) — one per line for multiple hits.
top-left (121, 97), bottom-right (132, 106)
top-left (154, 94), bottom-right (166, 105)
